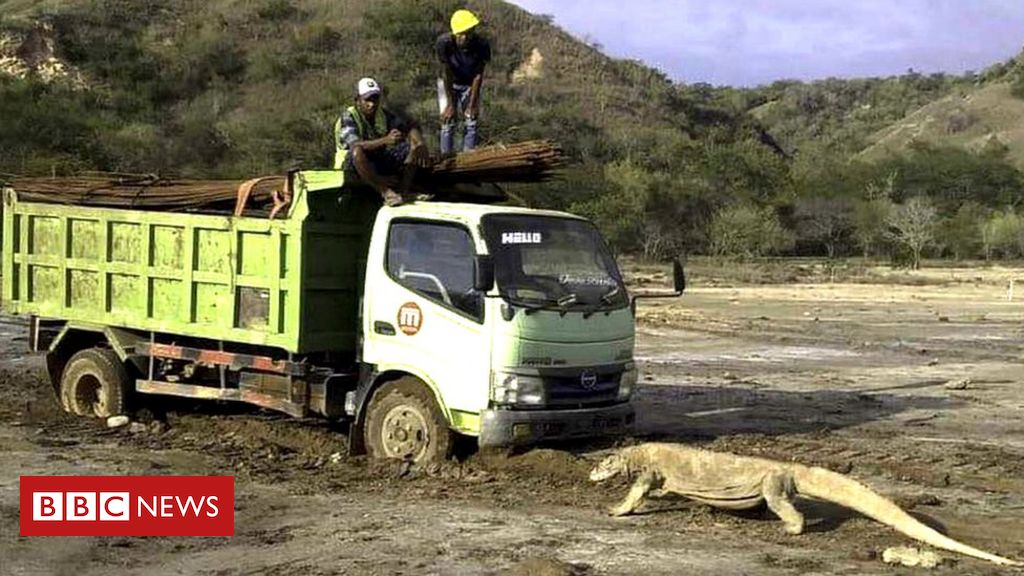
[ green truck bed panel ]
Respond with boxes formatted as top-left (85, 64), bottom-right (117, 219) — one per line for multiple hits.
top-left (1, 171), bottom-right (373, 354)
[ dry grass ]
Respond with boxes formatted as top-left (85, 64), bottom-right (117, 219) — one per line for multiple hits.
top-left (860, 82), bottom-right (1024, 169)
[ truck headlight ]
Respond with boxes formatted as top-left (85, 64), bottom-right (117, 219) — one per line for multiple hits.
top-left (618, 361), bottom-right (637, 400)
top-left (490, 370), bottom-right (545, 405)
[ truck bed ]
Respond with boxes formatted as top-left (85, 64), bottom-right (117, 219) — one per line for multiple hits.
top-left (1, 171), bottom-right (375, 354)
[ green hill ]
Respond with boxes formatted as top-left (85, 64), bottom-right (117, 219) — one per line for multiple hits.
top-left (747, 74), bottom-right (971, 156)
top-left (2, 0), bottom-right (1024, 261)
top-left (0, 0), bottom-right (699, 179)
top-left (859, 81), bottom-right (1024, 169)
top-left (745, 53), bottom-right (1024, 166)
top-left (0, 0), bottom-right (785, 258)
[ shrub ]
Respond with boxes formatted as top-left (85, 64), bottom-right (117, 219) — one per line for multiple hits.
top-left (1011, 71), bottom-right (1024, 100)
top-left (983, 210), bottom-right (1024, 258)
top-left (255, 0), bottom-right (300, 22)
top-left (709, 203), bottom-right (794, 258)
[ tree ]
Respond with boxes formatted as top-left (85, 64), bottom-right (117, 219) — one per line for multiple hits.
top-left (885, 197), bottom-right (937, 269)
top-left (794, 196), bottom-right (853, 258)
top-left (1010, 52), bottom-right (1024, 100)
top-left (572, 160), bottom-right (652, 254)
top-left (983, 210), bottom-right (1024, 258)
top-left (875, 144), bottom-right (1024, 213)
top-left (709, 203), bottom-right (794, 258)
top-left (851, 172), bottom-right (896, 258)
top-left (939, 202), bottom-right (987, 260)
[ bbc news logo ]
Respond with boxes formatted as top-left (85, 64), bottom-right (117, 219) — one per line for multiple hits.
top-left (20, 476), bottom-right (234, 536)
top-left (32, 491), bottom-right (220, 521)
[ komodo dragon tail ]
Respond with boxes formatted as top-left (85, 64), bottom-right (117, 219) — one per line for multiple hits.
top-left (792, 464), bottom-right (1022, 566)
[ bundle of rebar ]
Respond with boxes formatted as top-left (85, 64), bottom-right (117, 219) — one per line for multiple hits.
top-left (5, 174), bottom-right (285, 212)
top-left (0, 140), bottom-right (565, 214)
top-left (428, 140), bottom-right (565, 183)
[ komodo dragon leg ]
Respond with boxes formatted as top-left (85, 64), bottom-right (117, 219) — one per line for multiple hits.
top-left (609, 471), bottom-right (659, 517)
top-left (762, 471), bottom-right (805, 535)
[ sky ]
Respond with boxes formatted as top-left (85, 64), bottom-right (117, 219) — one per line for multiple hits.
top-left (506, 0), bottom-right (1024, 87)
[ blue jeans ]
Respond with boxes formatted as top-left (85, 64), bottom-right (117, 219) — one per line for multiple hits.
top-left (439, 83), bottom-right (478, 155)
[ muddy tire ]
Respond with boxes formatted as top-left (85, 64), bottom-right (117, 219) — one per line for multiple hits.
top-left (60, 348), bottom-right (128, 418)
top-left (365, 377), bottom-right (452, 463)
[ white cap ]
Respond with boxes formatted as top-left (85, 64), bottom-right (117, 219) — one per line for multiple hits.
top-left (357, 77), bottom-right (381, 98)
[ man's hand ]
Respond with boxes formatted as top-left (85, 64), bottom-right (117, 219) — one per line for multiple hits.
top-left (408, 143), bottom-right (431, 168)
top-left (383, 129), bottom-right (403, 147)
top-left (466, 101), bottom-right (479, 120)
top-left (441, 103), bottom-right (455, 122)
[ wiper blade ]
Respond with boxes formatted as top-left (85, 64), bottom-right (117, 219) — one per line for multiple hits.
top-left (581, 287), bottom-right (624, 318)
top-left (600, 286), bottom-right (621, 304)
top-left (506, 298), bottom-right (544, 310)
top-left (505, 296), bottom-right (556, 312)
top-left (506, 294), bottom-right (575, 315)
top-left (506, 292), bottom-right (584, 316)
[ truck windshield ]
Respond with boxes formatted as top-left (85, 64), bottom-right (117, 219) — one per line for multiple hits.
top-left (480, 214), bottom-right (627, 312)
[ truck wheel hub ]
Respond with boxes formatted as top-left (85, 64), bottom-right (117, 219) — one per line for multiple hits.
top-left (381, 406), bottom-right (429, 459)
top-left (77, 374), bottom-right (105, 416)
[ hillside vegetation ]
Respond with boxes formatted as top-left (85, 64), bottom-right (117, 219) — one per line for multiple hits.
top-left (2, 0), bottom-right (1024, 265)
top-left (0, 0), bottom-right (695, 177)
top-left (860, 82), bottom-right (1024, 169)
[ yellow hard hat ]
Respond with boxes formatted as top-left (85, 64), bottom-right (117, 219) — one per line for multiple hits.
top-left (450, 9), bottom-right (480, 34)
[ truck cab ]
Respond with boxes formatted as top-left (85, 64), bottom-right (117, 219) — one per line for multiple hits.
top-left (358, 202), bottom-right (637, 460)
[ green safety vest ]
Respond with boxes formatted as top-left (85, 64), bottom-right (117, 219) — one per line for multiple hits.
top-left (334, 105), bottom-right (389, 169)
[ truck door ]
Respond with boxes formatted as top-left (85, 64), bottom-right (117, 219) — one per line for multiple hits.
top-left (363, 217), bottom-right (491, 429)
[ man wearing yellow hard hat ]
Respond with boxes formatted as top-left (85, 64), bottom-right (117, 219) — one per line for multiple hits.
top-left (436, 8), bottom-right (490, 155)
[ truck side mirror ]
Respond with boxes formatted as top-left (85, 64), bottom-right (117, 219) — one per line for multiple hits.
top-left (474, 255), bottom-right (495, 292)
top-left (673, 258), bottom-right (686, 294)
top-left (630, 258), bottom-right (686, 310)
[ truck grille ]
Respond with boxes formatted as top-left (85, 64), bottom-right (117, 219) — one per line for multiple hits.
top-left (543, 371), bottom-right (621, 407)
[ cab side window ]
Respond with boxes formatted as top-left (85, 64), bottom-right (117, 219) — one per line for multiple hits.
top-left (387, 221), bottom-right (483, 320)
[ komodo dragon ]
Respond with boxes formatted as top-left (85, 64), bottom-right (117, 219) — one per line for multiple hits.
top-left (589, 443), bottom-right (1022, 567)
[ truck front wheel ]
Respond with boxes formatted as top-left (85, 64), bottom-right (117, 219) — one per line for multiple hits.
top-left (365, 377), bottom-right (452, 463)
top-left (60, 348), bottom-right (129, 418)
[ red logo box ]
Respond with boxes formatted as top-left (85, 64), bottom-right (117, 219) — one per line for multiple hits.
top-left (20, 476), bottom-right (234, 536)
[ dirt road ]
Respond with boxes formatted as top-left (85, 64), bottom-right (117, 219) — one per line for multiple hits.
top-left (3, 267), bottom-right (1024, 575)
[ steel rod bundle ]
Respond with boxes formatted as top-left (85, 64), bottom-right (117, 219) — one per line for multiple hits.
top-left (428, 140), bottom-right (565, 183)
top-left (5, 175), bottom-right (285, 211)
top-left (0, 140), bottom-right (564, 214)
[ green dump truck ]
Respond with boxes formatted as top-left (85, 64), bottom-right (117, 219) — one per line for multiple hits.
top-left (1, 171), bottom-right (683, 461)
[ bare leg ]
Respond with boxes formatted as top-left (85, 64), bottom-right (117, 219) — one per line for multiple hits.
top-left (352, 147), bottom-right (402, 206)
top-left (399, 164), bottom-right (418, 196)
top-left (610, 471), bottom-right (657, 517)
top-left (401, 146), bottom-right (434, 201)
top-left (762, 472), bottom-right (804, 535)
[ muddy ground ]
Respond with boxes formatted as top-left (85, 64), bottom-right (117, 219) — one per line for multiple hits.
top-left (2, 263), bottom-right (1024, 575)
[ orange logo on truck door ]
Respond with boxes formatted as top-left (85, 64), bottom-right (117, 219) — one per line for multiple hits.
top-left (397, 302), bottom-right (423, 335)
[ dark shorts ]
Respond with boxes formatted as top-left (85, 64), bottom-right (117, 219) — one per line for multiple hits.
top-left (345, 142), bottom-right (410, 176)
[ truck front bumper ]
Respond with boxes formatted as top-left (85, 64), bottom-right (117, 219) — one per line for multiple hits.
top-left (478, 402), bottom-right (635, 447)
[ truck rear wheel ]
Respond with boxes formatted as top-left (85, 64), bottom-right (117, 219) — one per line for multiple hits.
top-left (365, 377), bottom-right (452, 463)
top-left (60, 348), bottom-right (128, 418)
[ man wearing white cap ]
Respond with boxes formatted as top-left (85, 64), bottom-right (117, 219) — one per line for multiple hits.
top-left (334, 77), bottom-right (430, 206)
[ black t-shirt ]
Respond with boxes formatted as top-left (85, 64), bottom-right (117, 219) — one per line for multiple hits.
top-left (436, 32), bottom-right (491, 86)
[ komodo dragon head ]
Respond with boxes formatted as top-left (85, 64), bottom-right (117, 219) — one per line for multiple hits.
top-left (589, 452), bottom-right (629, 482)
